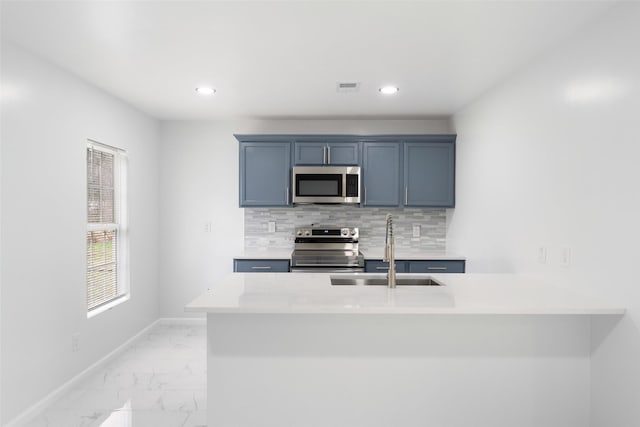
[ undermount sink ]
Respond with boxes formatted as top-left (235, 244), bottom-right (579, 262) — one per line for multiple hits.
top-left (330, 275), bottom-right (444, 287)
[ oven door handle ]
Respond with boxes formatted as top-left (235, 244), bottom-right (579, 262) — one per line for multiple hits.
top-left (291, 267), bottom-right (365, 273)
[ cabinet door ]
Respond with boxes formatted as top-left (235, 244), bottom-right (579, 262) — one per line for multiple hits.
top-left (362, 142), bottom-right (401, 206)
top-left (294, 142), bottom-right (359, 165)
top-left (239, 142), bottom-right (291, 207)
top-left (408, 260), bottom-right (465, 273)
top-left (234, 259), bottom-right (290, 273)
top-left (364, 260), bottom-right (408, 273)
top-left (326, 142), bottom-right (359, 165)
top-left (404, 142), bottom-right (455, 207)
top-left (294, 142), bottom-right (326, 165)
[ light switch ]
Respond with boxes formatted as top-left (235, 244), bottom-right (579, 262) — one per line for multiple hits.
top-left (72, 333), bottom-right (80, 352)
top-left (537, 246), bottom-right (547, 264)
top-left (560, 247), bottom-right (571, 267)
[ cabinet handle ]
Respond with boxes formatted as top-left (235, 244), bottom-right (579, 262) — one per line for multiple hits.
top-left (427, 266), bottom-right (447, 271)
top-left (323, 146), bottom-right (327, 164)
top-left (375, 266), bottom-right (390, 270)
top-left (364, 187), bottom-right (367, 205)
top-left (327, 146), bottom-right (331, 164)
top-left (251, 266), bottom-right (272, 270)
top-left (286, 186), bottom-right (289, 205)
top-left (405, 187), bottom-right (408, 205)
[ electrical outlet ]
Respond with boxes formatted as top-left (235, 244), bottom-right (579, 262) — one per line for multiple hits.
top-left (560, 247), bottom-right (571, 267)
top-left (268, 221), bottom-right (276, 233)
top-left (204, 221), bottom-right (212, 233)
top-left (72, 333), bottom-right (80, 352)
top-left (537, 246), bottom-right (547, 264)
top-left (412, 224), bottom-right (421, 238)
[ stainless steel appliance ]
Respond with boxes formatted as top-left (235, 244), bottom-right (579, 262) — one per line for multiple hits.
top-left (292, 166), bottom-right (360, 204)
top-left (290, 225), bottom-right (365, 272)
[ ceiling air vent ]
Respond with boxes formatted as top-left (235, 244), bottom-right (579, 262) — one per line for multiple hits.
top-left (336, 82), bottom-right (360, 93)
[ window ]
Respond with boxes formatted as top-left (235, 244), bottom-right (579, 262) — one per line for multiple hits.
top-left (86, 141), bottom-right (128, 315)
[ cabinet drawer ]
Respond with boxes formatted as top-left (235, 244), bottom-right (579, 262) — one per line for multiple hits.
top-left (408, 260), bottom-right (465, 274)
top-left (234, 259), bottom-right (290, 273)
top-left (364, 260), bottom-right (408, 273)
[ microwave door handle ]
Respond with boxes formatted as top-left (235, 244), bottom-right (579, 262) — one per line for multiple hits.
top-left (343, 173), bottom-right (347, 198)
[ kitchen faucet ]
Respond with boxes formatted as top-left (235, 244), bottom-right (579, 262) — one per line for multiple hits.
top-left (383, 213), bottom-right (396, 288)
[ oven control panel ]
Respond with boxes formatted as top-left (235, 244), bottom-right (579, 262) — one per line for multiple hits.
top-left (295, 227), bottom-right (359, 240)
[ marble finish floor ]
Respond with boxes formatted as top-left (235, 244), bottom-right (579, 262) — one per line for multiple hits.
top-left (23, 323), bottom-right (207, 427)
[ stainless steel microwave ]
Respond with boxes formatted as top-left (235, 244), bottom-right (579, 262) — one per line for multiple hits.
top-left (292, 166), bottom-right (361, 204)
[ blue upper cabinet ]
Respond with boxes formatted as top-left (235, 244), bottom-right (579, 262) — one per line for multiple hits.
top-left (294, 142), bottom-right (326, 165)
top-left (403, 139), bottom-right (455, 207)
top-left (235, 134), bottom-right (455, 209)
top-left (326, 142), bottom-right (359, 165)
top-left (362, 142), bottom-right (401, 206)
top-left (294, 142), bottom-right (359, 165)
top-left (239, 142), bottom-right (292, 207)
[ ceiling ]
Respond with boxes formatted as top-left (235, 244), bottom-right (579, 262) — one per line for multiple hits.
top-left (0, 0), bottom-right (618, 120)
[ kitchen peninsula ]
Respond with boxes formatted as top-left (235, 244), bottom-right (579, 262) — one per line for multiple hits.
top-left (186, 273), bottom-right (624, 427)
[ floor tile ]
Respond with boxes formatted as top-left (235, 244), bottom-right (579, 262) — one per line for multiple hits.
top-left (20, 324), bottom-right (207, 427)
top-left (182, 410), bottom-right (207, 427)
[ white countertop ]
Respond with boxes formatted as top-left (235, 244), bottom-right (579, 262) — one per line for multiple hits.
top-left (234, 251), bottom-right (293, 260)
top-left (185, 272), bottom-right (624, 315)
top-left (361, 251), bottom-right (465, 260)
top-left (234, 251), bottom-right (465, 260)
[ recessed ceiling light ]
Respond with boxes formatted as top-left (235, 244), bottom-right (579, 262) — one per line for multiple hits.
top-left (379, 86), bottom-right (399, 95)
top-left (195, 87), bottom-right (216, 95)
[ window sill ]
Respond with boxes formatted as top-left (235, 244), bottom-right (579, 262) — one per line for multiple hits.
top-left (87, 294), bottom-right (130, 319)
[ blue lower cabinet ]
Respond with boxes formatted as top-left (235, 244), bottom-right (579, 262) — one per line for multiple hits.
top-left (364, 260), bottom-right (408, 273)
top-left (365, 259), bottom-right (465, 273)
top-left (234, 259), bottom-right (290, 273)
top-left (408, 260), bottom-right (465, 273)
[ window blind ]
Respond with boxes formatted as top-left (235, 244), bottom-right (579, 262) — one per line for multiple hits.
top-left (87, 229), bottom-right (119, 310)
top-left (87, 142), bottom-right (127, 312)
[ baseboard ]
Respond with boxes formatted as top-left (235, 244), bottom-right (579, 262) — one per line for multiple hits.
top-left (4, 317), bottom-right (165, 427)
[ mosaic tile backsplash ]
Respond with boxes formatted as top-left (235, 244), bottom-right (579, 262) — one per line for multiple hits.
top-left (244, 206), bottom-right (447, 254)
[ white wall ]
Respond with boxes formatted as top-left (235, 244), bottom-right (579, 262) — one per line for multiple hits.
top-left (0, 41), bottom-right (160, 423)
top-left (158, 119), bottom-right (451, 317)
top-left (0, 42), bottom-right (4, 425)
top-left (447, 3), bottom-right (640, 425)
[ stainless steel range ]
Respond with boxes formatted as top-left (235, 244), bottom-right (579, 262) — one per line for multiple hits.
top-left (290, 225), bottom-right (365, 273)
